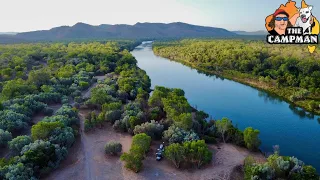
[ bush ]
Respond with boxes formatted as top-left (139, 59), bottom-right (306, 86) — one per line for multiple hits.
top-left (31, 121), bottom-right (64, 140)
top-left (163, 125), bottom-right (199, 144)
top-left (0, 129), bottom-right (12, 146)
top-left (105, 142), bottom-right (122, 155)
top-left (21, 140), bottom-right (68, 173)
top-left (43, 107), bottom-right (54, 116)
top-left (165, 140), bottom-right (212, 169)
top-left (132, 133), bottom-right (151, 153)
top-left (105, 110), bottom-right (122, 124)
top-left (133, 120), bottom-right (164, 139)
top-left (84, 119), bottom-right (93, 132)
top-left (244, 127), bottom-right (261, 151)
top-left (8, 136), bottom-right (32, 154)
top-left (203, 135), bottom-right (217, 144)
top-left (120, 133), bottom-right (151, 173)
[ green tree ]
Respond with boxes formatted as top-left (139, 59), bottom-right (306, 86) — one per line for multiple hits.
top-left (31, 121), bottom-right (64, 140)
top-left (0, 129), bottom-right (12, 146)
top-left (105, 142), bottom-right (122, 155)
top-left (183, 140), bottom-right (212, 168)
top-left (215, 117), bottom-right (232, 143)
top-left (164, 143), bottom-right (185, 168)
top-left (8, 135), bottom-right (32, 154)
top-left (244, 127), bottom-right (261, 151)
top-left (132, 133), bottom-right (151, 153)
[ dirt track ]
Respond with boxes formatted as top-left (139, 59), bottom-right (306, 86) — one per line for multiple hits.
top-left (44, 75), bottom-right (265, 180)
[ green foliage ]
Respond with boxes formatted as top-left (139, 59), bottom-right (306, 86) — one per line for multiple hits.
top-left (132, 133), bottom-right (151, 153)
top-left (183, 140), bottom-right (212, 169)
top-left (149, 86), bottom-right (193, 130)
top-left (21, 140), bottom-right (67, 174)
top-left (0, 129), bottom-right (12, 146)
top-left (120, 133), bottom-right (151, 173)
top-left (105, 110), bottom-right (122, 124)
top-left (8, 136), bottom-right (32, 154)
top-left (31, 121), bottom-right (64, 140)
top-left (163, 125), bottom-right (199, 144)
top-left (105, 142), bottom-right (122, 155)
top-left (215, 117), bottom-right (232, 143)
top-left (164, 143), bottom-right (185, 168)
top-left (165, 140), bottom-right (212, 169)
top-left (133, 120), bottom-right (164, 139)
top-left (1, 79), bottom-right (37, 100)
top-left (244, 152), bottom-right (319, 180)
top-left (153, 40), bottom-right (320, 113)
top-left (57, 64), bottom-right (76, 78)
top-left (243, 127), bottom-right (261, 151)
top-left (28, 69), bottom-right (51, 87)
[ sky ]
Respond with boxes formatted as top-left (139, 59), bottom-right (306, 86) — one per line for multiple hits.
top-left (1, 0), bottom-right (320, 32)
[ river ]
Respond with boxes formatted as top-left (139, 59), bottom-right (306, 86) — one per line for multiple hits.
top-left (131, 41), bottom-right (320, 170)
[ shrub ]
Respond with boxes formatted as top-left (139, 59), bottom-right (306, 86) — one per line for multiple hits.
top-left (203, 135), bottom-right (217, 144)
top-left (120, 133), bottom-right (151, 172)
top-left (0, 129), bottom-right (12, 146)
top-left (105, 142), bottom-right (122, 155)
top-left (183, 140), bottom-right (212, 168)
top-left (165, 140), bottom-right (212, 169)
top-left (84, 119), bottom-right (93, 132)
top-left (43, 107), bottom-right (54, 116)
top-left (133, 120), bottom-right (164, 139)
top-left (244, 127), bottom-right (261, 151)
top-left (132, 133), bottom-right (151, 153)
top-left (164, 143), bottom-right (185, 168)
top-left (8, 136), bottom-right (32, 154)
top-left (163, 125), bottom-right (199, 144)
top-left (105, 110), bottom-right (122, 124)
top-left (31, 121), bottom-right (64, 140)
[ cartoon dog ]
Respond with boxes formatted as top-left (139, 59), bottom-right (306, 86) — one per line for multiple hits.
top-left (295, 6), bottom-right (313, 35)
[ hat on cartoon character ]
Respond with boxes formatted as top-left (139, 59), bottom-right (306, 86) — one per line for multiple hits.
top-left (273, 9), bottom-right (289, 17)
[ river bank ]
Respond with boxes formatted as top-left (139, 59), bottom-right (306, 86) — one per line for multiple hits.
top-left (132, 42), bottom-right (320, 171)
top-left (152, 51), bottom-right (320, 116)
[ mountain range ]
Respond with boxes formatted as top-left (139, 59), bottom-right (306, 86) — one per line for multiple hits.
top-left (0, 22), bottom-right (266, 44)
top-left (231, 30), bottom-right (267, 35)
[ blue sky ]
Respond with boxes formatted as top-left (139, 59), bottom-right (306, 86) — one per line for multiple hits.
top-left (1, 0), bottom-right (319, 32)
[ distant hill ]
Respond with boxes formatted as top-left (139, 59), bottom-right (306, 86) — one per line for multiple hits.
top-left (0, 32), bottom-right (17, 35)
top-left (0, 22), bottom-right (237, 43)
top-left (232, 30), bottom-right (267, 35)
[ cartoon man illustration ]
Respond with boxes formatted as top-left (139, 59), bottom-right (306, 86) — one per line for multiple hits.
top-left (268, 9), bottom-right (293, 35)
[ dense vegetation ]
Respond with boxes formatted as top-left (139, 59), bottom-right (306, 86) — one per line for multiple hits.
top-left (120, 133), bottom-right (151, 172)
top-left (0, 41), bottom-right (141, 179)
top-left (244, 149), bottom-right (318, 180)
top-left (153, 40), bottom-right (320, 114)
top-left (0, 40), bottom-right (318, 179)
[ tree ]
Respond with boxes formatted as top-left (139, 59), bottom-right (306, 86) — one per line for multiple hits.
top-left (57, 64), bottom-right (75, 78)
top-left (183, 140), bottom-right (212, 168)
top-left (215, 117), bottom-right (232, 143)
top-left (31, 121), bottom-right (64, 140)
top-left (105, 142), bottom-right (122, 155)
top-left (21, 140), bottom-right (67, 173)
top-left (133, 120), bottom-right (164, 139)
top-left (163, 125), bottom-right (199, 144)
top-left (132, 133), bottom-right (151, 153)
top-left (164, 143), bottom-right (185, 168)
top-left (120, 150), bottom-right (143, 173)
top-left (8, 136), bottom-right (32, 154)
top-left (0, 129), bottom-right (12, 146)
top-left (28, 69), bottom-right (51, 87)
top-left (120, 133), bottom-right (151, 173)
top-left (244, 127), bottom-right (261, 151)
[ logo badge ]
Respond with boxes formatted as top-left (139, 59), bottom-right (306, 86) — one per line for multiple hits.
top-left (265, 0), bottom-right (319, 53)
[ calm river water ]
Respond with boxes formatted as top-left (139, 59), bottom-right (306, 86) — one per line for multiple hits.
top-left (131, 41), bottom-right (320, 170)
